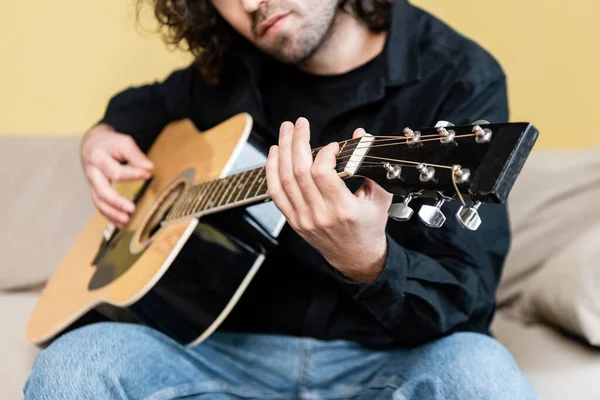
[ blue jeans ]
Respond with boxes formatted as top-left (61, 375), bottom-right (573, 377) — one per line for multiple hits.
top-left (24, 322), bottom-right (537, 399)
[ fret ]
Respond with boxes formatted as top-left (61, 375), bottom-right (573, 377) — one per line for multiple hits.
top-left (226, 172), bottom-right (244, 205)
top-left (205, 178), bottom-right (228, 211)
top-left (214, 176), bottom-right (233, 208)
top-left (232, 170), bottom-right (252, 203)
top-left (172, 187), bottom-right (195, 218)
top-left (338, 140), bottom-right (348, 157)
top-left (165, 196), bottom-right (181, 220)
top-left (189, 182), bottom-right (209, 215)
top-left (220, 174), bottom-right (240, 207)
top-left (253, 167), bottom-right (267, 198)
top-left (201, 180), bottom-right (220, 211)
top-left (182, 185), bottom-right (203, 216)
top-left (198, 179), bottom-right (219, 211)
top-left (244, 168), bottom-right (262, 200)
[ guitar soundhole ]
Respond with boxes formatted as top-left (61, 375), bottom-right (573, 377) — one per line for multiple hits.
top-left (137, 182), bottom-right (186, 246)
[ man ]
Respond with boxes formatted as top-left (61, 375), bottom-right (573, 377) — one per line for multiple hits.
top-left (24, 0), bottom-right (538, 398)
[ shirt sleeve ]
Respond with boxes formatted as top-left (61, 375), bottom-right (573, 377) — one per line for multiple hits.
top-left (330, 75), bottom-right (512, 346)
top-left (98, 63), bottom-right (198, 153)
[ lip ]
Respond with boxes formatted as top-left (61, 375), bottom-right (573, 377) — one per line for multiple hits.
top-left (257, 13), bottom-right (290, 37)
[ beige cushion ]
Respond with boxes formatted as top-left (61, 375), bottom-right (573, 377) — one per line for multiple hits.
top-left (0, 135), bottom-right (94, 291)
top-left (497, 146), bottom-right (600, 309)
top-left (518, 222), bottom-right (600, 346)
top-left (491, 311), bottom-right (600, 400)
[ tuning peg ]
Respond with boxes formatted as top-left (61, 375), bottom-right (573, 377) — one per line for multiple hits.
top-left (473, 124), bottom-right (492, 143)
top-left (456, 201), bottom-right (482, 231)
top-left (403, 127), bottom-right (421, 145)
top-left (416, 163), bottom-right (435, 182)
top-left (388, 195), bottom-right (414, 221)
top-left (383, 162), bottom-right (402, 180)
top-left (418, 198), bottom-right (447, 228)
top-left (438, 126), bottom-right (456, 144)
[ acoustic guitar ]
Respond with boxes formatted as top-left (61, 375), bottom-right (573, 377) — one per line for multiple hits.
top-left (26, 112), bottom-right (539, 347)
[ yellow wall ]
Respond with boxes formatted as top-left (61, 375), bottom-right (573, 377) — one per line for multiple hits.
top-left (1, 0), bottom-right (599, 149)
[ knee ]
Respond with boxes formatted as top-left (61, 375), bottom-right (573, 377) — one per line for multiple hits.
top-left (23, 322), bottom-right (159, 398)
top-left (430, 332), bottom-right (537, 399)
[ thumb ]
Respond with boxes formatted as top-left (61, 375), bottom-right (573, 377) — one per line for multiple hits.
top-left (118, 137), bottom-right (154, 171)
top-left (355, 178), bottom-right (393, 206)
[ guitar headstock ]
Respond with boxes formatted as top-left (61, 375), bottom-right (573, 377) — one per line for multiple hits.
top-left (336, 120), bottom-right (539, 230)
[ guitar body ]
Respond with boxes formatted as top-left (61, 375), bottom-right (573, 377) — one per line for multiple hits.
top-left (26, 112), bottom-right (285, 347)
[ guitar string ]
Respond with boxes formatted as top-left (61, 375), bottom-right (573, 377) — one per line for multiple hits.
top-left (184, 133), bottom-right (479, 186)
top-left (335, 133), bottom-right (479, 157)
top-left (309, 130), bottom-right (481, 155)
top-left (176, 148), bottom-right (457, 208)
top-left (340, 160), bottom-right (467, 207)
top-left (308, 131), bottom-right (451, 153)
top-left (174, 133), bottom-right (477, 215)
top-left (200, 133), bottom-right (478, 184)
top-left (171, 158), bottom-right (465, 219)
top-left (336, 154), bottom-right (454, 170)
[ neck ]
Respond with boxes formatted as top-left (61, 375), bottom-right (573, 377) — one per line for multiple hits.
top-left (297, 10), bottom-right (387, 76)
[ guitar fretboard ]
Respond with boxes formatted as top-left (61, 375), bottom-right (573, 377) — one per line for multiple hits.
top-left (166, 166), bottom-right (268, 220)
top-left (165, 139), bottom-right (358, 221)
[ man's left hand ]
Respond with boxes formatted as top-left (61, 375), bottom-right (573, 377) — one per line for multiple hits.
top-left (265, 117), bottom-right (393, 283)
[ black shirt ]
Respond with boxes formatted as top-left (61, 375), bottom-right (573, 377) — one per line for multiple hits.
top-left (99, 0), bottom-right (511, 349)
top-left (262, 50), bottom-right (385, 138)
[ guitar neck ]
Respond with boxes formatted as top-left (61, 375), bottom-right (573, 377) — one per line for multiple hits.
top-left (165, 165), bottom-right (270, 221)
top-left (163, 120), bottom-right (539, 224)
top-left (164, 139), bottom-right (359, 221)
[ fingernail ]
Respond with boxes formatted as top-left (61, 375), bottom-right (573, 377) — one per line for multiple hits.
top-left (296, 117), bottom-right (306, 128)
top-left (281, 122), bottom-right (292, 135)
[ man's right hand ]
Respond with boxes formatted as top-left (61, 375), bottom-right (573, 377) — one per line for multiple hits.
top-left (81, 123), bottom-right (154, 229)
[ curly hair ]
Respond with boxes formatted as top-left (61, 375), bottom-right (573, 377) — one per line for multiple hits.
top-left (136, 0), bottom-right (395, 85)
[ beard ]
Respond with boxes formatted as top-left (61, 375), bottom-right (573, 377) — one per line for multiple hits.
top-left (250, 0), bottom-right (339, 64)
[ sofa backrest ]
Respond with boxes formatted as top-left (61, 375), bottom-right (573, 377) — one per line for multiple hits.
top-left (0, 135), bottom-right (93, 291)
top-left (499, 145), bottom-right (600, 308)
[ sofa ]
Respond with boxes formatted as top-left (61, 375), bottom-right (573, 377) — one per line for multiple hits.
top-left (1, 133), bottom-right (600, 399)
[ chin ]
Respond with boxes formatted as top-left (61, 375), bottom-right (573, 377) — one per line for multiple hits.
top-left (265, 43), bottom-right (315, 65)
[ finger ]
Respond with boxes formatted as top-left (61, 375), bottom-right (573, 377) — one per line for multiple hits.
top-left (88, 166), bottom-right (136, 214)
top-left (312, 141), bottom-right (355, 208)
top-left (278, 120), bottom-right (309, 213)
top-left (352, 127), bottom-right (367, 139)
top-left (91, 189), bottom-right (129, 228)
top-left (291, 117), bottom-right (327, 211)
top-left (95, 152), bottom-right (151, 182)
top-left (115, 135), bottom-right (154, 171)
top-left (265, 145), bottom-right (295, 222)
